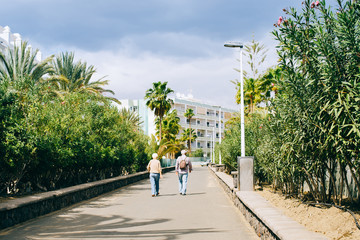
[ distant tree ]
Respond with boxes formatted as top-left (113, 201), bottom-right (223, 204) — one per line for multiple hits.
top-left (232, 39), bottom-right (268, 113)
top-left (180, 128), bottom-right (197, 152)
top-left (119, 108), bottom-right (143, 130)
top-left (184, 108), bottom-right (195, 154)
top-left (193, 148), bottom-right (204, 157)
top-left (145, 81), bottom-right (174, 143)
top-left (157, 109), bottom-right (180, 143)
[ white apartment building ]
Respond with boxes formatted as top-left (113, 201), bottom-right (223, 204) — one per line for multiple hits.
top-left (119, 96), bottom-right (236, 157)
top-left (0, 25), bottom-right (42, 61)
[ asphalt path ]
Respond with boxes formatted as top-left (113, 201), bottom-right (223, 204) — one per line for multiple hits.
top-left (0, 166), bottom-right (259, 240)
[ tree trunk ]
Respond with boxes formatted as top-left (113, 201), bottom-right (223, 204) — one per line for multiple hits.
top-left (189, 119), bottom-right (192, 155)
top-left (159, 115), bottom-right (163, 142)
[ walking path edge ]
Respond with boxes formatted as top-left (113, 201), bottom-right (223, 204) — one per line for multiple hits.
top-left (208, 166), bottom-right (328, 240)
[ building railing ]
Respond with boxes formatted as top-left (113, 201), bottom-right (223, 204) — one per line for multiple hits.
top-left (161, 157), bottom-right (210, 167)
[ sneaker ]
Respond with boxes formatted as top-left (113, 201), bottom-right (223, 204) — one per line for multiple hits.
top-left (152, 195), bottom-right (155, 197)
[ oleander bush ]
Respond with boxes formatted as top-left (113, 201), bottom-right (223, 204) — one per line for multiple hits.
top-left (221, 0), bottom-right (360, 203)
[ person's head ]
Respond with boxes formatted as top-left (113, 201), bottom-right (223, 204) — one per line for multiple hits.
top-left (152, 153), bottom-right (158, 159)
top-left (181, 150), bottom-right (187, 155)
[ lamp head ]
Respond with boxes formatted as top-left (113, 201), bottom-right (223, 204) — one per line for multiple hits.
top-left (224, 42), bottom-right (243, 48)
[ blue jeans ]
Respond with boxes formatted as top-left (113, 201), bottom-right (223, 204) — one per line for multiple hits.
top-left (150, 173), bottom-right (160, 195)
top-left (178, 173), bottom-right (188, 194)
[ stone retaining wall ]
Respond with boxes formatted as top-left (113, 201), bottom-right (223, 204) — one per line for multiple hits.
top-left (0, 166), bottom-right (175, 230)
top-left (209, 167), bottom-right (327, 240)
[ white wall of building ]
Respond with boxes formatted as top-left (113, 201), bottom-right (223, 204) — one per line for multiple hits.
top-left (120, 97), bottom-right (236, 157)
top-left (0, 25), bottom-right (42, 62)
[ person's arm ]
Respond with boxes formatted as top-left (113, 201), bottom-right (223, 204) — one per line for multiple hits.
top-left (147, 160), bottom-right (151, 172)
top-left (175, 158), bottom-right (179, 175)
top-left (159, 161), bottom-right (163, 178)
top-left (188, 159), bottom-right (192, 173)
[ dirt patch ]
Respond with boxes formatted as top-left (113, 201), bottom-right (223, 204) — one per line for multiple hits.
top-left (257, 188), bottom-right (360, 240)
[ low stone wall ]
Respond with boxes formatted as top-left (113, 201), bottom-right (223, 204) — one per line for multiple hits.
top-left (0, 166), bottom-right (175, 230)
top-left (209, 167), bottom-right (327, 240)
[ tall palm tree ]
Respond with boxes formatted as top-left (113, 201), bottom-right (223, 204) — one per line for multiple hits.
top-left (156, 109), bottom-right (180, 143)
top-left (184, 108), bottom-right (195, 154)
top-left (243, 77), bottom-right (262, 114)
top-left (144, 81), bottom-right (174, 142)
top-left (0, 41), bottom-right (53, 84)
top-left (50, 52), bottom-right (119, 103)
top-left (180, 128), bottom-right (197, 150)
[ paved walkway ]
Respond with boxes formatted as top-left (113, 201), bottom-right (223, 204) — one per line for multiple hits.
top-left (0, 166), bottom-right (259, 240)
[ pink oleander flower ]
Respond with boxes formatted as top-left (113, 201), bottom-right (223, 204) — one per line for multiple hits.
top-left (315, 1), bottom-right (320, 6)
top-left (61, 101), bottom-right (65, 105)
top-left (277, 16), bottom-right (283, 26)
top-left (271, 83), bottom-right (275, 87)
top-left (311, 2), bottom-right (315, 8)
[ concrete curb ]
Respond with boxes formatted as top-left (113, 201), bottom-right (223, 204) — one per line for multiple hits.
top-left (0, 166), bottom-right (175, 230)
top-left (209, 166), bottom-right (328, 240)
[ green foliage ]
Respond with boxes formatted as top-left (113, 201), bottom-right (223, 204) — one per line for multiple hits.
top-left (184, 108), bottom-right (195, 154)
top-left (222, 0), bottom-right (360, 203)
top-left (0, 45), bottom-right (149, 195)
top-left (180, 128), bottom-right (197, 151)
top-left (193, 148), bottom-right (204, 157)
top-left (144, 81), bottom-right (174, 142)
top-left (271, 0), bottom-right (360, 202)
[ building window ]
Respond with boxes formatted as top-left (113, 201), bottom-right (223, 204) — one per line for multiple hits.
top-left (197, 120), bottom-right (200, 125)
top-left (207, 122), bottom-right (210, 127)
top-left (216, 123), bottom-right (219, 128)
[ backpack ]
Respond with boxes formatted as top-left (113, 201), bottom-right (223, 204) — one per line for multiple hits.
top-left (179, 158), bottom-right (187, 169)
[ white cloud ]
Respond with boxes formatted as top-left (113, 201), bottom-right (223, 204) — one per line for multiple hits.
top-left (37, 30), bottom-right (279, 111)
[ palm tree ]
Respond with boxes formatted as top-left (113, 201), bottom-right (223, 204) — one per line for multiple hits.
top-left (259, 66), bottom-right (283, 97)
top-left (180, 128), bottom-right (197, 151)
top-left (156, 109), bottom-right (180, 143)
top-left (50, 52), bottom-right (119, 103)
top-left (184, 108), bottom-right (195, 154)
top-left (157, 139), bottom-right (184, 159)
top-left (144, 81), bottom-right (174, 143)
top-left (0, 41), bottom-right (53, 84)
top-left (243, 77), bottom-right (262, 114)
top-left (119, 108), bottom-right (143, 130)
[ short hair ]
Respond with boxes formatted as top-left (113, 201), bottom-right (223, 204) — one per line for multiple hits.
top-left (152, 153), bottom-right (158, 159)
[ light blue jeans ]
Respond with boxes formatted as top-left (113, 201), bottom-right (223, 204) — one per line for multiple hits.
top-left (178, 173), bottom-right (188, 194)
top-left (150, 173), bottom-right (160, 195)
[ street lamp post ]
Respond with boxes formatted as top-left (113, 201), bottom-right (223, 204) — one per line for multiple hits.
top-left (218, 106), bottom-right (222, 164)
top-left (224, 42), bottom-right (245, 157)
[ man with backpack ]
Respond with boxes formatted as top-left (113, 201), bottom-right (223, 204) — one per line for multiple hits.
top-left (175, 149), bottom-right (192, 195)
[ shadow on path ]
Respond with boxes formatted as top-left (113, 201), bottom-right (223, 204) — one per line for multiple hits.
top-left (1, 213), bottom-right (218, 239)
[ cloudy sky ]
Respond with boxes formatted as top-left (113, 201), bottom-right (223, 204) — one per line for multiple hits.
top-left (1, 0), bottom-right (339, 109)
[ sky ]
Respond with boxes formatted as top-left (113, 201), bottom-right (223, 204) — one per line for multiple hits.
top-left (1, 0), bottom-right (339, 110)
